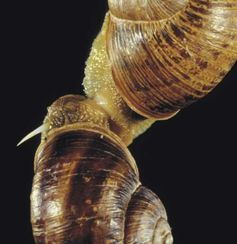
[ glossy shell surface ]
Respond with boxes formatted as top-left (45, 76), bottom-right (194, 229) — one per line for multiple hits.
top-left (107, 0), bottom-right (237, 118)
top-left (31, 125), bottom-right (172, 243)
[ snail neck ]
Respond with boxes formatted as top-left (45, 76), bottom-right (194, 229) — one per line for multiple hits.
top-left (83, 13), bottom-right (155, 145)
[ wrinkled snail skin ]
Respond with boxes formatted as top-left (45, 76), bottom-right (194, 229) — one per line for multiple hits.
top-left (107, 0), bottom-right (237, 118)
top-left (31, 124), bottom-right (172, 243)
top-left (30, 0), bottom-right (237, 243)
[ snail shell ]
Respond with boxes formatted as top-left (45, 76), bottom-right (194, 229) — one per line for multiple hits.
top-left (31, 124), bottom-right (172, 243)
top-left (107, 0), bottom-right (237, 118)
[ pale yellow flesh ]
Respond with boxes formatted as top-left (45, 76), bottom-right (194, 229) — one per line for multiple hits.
top-left (83, 14), bottom-right (156, 145)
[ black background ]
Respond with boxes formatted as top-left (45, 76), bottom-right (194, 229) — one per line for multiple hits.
top-left (4, 1), bottom-right (237, 243)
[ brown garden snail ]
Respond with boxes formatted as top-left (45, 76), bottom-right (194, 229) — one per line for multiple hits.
top-left (19, 0), bottom-right (237, 243)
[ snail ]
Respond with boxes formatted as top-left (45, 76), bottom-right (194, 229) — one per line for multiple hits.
top-left (18, 0), bottom-right (237, 243)
top-left (30, 95), bottom-right (173, 243)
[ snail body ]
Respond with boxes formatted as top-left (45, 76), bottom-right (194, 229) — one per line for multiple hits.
top-left (29, 0), bottom-right (237, 243)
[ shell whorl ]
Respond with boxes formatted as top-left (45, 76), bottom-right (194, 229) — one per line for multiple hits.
top-left (31, 125), bottom-right (172, 243)
top-left (108, 0), bottom-right (188, 21)
top-left (107, 0), bottom-right (237, 118)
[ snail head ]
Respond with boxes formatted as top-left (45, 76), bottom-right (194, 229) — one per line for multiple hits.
top-left (17, 95), bottom-right (110, 146)
top-left (43, 95), bottom-right (110, 140)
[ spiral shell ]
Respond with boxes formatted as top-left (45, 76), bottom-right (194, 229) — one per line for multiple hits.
top-left (31, 124), bottom-right (172, 243)
top-left (107, 0), bottom-right (237, 118)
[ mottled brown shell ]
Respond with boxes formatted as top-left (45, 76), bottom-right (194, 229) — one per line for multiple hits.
top-left (31, 125), bottom-right (172, 243)
top-left (107, 0), bottom-right (237, 118)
